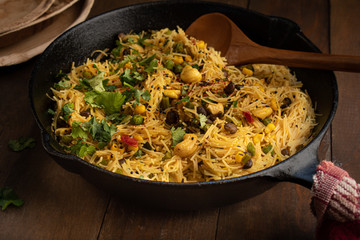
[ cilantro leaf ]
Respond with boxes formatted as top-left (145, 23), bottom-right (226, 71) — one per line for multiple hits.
top-left (199, 114), bottom-right (207, 128)
top-left (111, 41), bottom-right (123, 57)
top-left (88, 72), bottom-right (105, 92)
top-left (133, 71), bottom-right (145, 81)
top-left (84, 91), bottom-right (101, 108)
top-left (71, 121), bottom-right (89, 139)
top-left (0, 187), bottom-right (24, 211)
top-left (133, 89), bottom-right (151, 105)
top-left (56, 70), bottom-right (69, 81)
top-left (181, 86), bottom-right (188, 96)
top-left (171, 127), bottom-right (186, 147)
top-left (232, 100), bottom-right (238, 108)
top-left (85, 117), bottom-right (117, 143)
top-left (175, 96), bottom-right (190, 104)
top-left (105, 113), bottom-right (128, 125)
top-left (70, 140), bottom-right (96, 157)
top-left (74, 78), bottom-right (92, 91)
top-left (54, 79), bottom-right (72, 89)
top-left (96, 92), bottom-right (126, 115)
top-left (144, 59), bottom-right (158, 74)
top-left (141, 90), bottom-right (151, 101)
top-left (47, 108), bottom-right (55, 116)
top-left (62, 102), bottom-right (74, 121)
top-left (84, 91), bottom-right (126, 115)
top-left (120, 69), bottom-right (132, 84)
top-left (102, 79), bottom-right (116, 92)
top-left (8, 137), bottom-right (36, 152)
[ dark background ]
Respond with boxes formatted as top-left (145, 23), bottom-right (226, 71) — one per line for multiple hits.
top-left (0, 0), bottom-right (359, 239)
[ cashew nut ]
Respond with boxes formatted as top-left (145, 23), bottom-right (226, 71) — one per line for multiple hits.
top-left (180, 65), bottom-right (202, 83)
top-left (207, 103), bottom-right (224, 116)
top-left (252, 107), bottom-right (273, 120)
top-left (174, 134), bottom-right (198, 158)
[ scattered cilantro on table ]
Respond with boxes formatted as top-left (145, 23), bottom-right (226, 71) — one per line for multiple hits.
top-left (0, 187), bottom-right (24, 211)
top-left (8, 137), bottom-right (36, 152)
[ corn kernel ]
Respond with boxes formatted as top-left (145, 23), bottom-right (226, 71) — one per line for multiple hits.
top-left (235, 151), bottom-right (245, 163)
top-left (270, 98), bottom-right (278, 111)
top-left (253, 134), bottom-right (263, 144)
top-left (127, 145), bottom-right (139, 151)
top-left (134, 104), bottom-right (146, 114)
top-left (242, 68), bottom-right (253, 76)
top-left (264, 123), bottom-right (276, 133)
top-left (158, 37), bottom-right (165, 46)
top-left (133, 134), bottom-right (144, 142)
top-left (255, 83), bottom-right (265, 92)
top-left (173, 56), bottom-right (184, 65)
top-left (184, 55), bottom-right (193, 62)
top-left (110, 143), bottom-right (118, 151)
top-left (196, 40), bottom-right (205, 49)
top-left (125, 62), bottom-right (132, 69)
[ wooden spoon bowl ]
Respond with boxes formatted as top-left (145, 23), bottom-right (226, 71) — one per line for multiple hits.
top-left (186, 12), bottom-right (360, 72)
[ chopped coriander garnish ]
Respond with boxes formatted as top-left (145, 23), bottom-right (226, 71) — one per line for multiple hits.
top-left (171, 127), bottom-right (186, 147)
top-left (8, 137), bottom-right (36, 152)
top-left (0, 187), bottom-right (24, 211)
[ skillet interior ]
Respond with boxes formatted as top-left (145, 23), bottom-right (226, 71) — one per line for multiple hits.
top-left (30, 1), bottom-right (338, 209)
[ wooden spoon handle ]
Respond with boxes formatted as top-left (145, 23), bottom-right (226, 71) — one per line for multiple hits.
top-left (228, 44), bottom-right (360, 72)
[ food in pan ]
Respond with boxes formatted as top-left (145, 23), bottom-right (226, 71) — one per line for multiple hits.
top-left (49, 27), bottom-right (316, 182)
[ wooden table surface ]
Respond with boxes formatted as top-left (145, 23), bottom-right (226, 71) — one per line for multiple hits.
top-left (1, 0), bottom-right (359, 239)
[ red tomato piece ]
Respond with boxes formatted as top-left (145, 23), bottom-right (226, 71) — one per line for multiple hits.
top-left (243, 112), bottom-right (254, 123)
top-left (121, 135), bottom-right (138, 146)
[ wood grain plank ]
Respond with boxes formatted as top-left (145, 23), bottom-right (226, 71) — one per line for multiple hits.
top-left (99, 200), bottom-right (219, 240)
top-left (330, 0), bottom-right (360, 178)
top-left (93, 1), bottom-right (248, 240)
top-left (215, 0), bottom-right (330, 239)
top-left (0, 61), bottom-right (110, 240)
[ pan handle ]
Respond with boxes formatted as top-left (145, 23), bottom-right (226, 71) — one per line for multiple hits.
top-left (268, 132), bottom-right (324, 189)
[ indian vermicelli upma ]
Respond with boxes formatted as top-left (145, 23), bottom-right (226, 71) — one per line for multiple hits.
top-left (49, 27), bottom-right (316, 182)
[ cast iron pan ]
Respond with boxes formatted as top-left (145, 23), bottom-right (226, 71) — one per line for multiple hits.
top-left (29, 1), bottom-right (338, 210)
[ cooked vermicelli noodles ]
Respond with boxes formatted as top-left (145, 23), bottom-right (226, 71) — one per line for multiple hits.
top-left (49, 27), bottom-right (316, 182)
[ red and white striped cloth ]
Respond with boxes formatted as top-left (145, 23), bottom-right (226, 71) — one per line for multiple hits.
top-left (311, 161), bottom-right (360, 239)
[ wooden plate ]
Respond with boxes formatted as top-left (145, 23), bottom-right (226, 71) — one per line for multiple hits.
top-left (0, 0), bottom-right (80, 38)
top-left (0, 0), bottom-right (94, 66)
top-left (0, 0), bottom-right (55, 34)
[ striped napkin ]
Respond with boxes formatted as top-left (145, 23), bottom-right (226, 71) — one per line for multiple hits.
top-left (311, 161), bottom-right (360, 239)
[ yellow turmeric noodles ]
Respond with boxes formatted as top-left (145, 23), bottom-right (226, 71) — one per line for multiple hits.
top-left (49, 27), bottom-right (316, 182)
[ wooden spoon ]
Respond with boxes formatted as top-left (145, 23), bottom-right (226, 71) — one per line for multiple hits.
top-left (186, 12), bottom-right (360, 72)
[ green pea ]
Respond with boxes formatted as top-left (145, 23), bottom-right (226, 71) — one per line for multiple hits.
top-left (174, 42), bottom-right (184, 53)
top-left (173, 64), bottom-right (183, 74)
top-left (130, 115), bottom-right (144, 125)
top-left (185, 102), bottom-right (195, 109)
top-left (247, 142), bottom-right (256, 156)
top-left (165, 59), bottom-right (175, 70)
top-left (61, 135), bottom-right (73, 144)
top-left (82, 71), bottom-right (92, 79)
top-left (162, 151), bottom-right (172, 160)
top-left (262, 144), bottom-right (273, 154)
top-left (263, 118), bottom-right (272, 126)
top-left (242, 152), bottom-right (252, 165)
